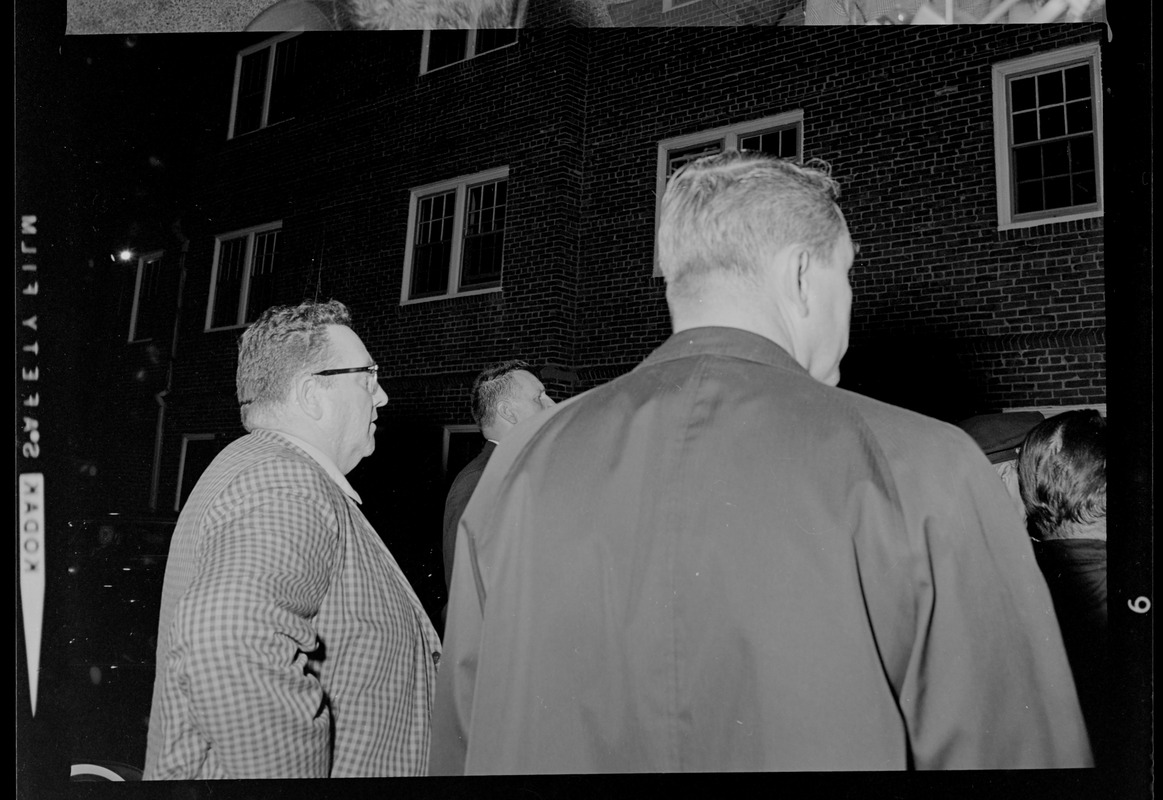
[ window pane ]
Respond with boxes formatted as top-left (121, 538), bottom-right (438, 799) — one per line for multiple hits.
top-left (411, 191), bottom-right (455, 297)
top-left (1016, 180), bottom-right (1044, 214)
top-left (234, 49), bottom-right (270, 136)
top-left (1038, 105), bottom-right (1065, 139)
top-left (1036, 70), bottom-right (1064, 105)
top-left (245, 230), bottom-right (279, 323)
top-left (1070, 135), bottom-right (1095, 172)
top-left (1064, 64), bottom-right (1091, 101)
top-left (1013, 146), bottom-right (1042, 183)
top-left (780, 126), bottom-right (798, 158)
top-left (1043, 175), bottom-right (1071, 210)
top-left (1011, 76), bottom-right (1036, 112)
top-left (1072, 172), bottom-right (1097, 205)
top-left (461, 179), bottom-right (506, 289)
top-left (1012, 110), bottom-right (1038, 145)
top-left (134, 257), bottom-right (167, 341)
top-left (667, 140), bottom-right (723, 178)
top-left (267, 38), bottom-right (300, 126)
top-left (739, 126), bottom-right (797, 159)
top-left (476, 28), bottom-right (517, 55)
top-left (427, 30), bottom-right (468, 71)
top-left (1065, 99), bottom-right (1093, 134)
top-left (1042, 140), bottom-right (1069, 177)
top-left (212, 237), bottom-right (247, 328)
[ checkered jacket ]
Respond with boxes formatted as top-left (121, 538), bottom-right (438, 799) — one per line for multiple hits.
top-left (143, 429), bottom-right (441, 778)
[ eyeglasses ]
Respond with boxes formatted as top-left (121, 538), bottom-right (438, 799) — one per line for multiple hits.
top-left (312, 364), bottom-right (380, 394)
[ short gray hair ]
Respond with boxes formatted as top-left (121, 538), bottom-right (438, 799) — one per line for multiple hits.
top-left (236, 299), bottom-right (352, 430)
top-left (659, 150), bottom-right (844, 303)
top-left (471, 360), bottom-right (532, 429)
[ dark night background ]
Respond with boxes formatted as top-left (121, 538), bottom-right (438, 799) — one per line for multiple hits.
top-left (15, 5), bottom-right (1154, 799)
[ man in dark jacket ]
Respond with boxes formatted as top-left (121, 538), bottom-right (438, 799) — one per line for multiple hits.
top-left (442, 361), bottom-right (555, 597)
top-left (1018, 409), bottom-right (1109, 766)
top-left (430, 151), bottom-right (1091, 773)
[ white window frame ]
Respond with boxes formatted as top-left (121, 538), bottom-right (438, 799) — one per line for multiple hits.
top-left (205, 221), bottom-right (283, 332)
top-left (174, 433), bottom-right (217, 512)
top-left (653, 110), bottom-right (804, 276)
top-left (442, 424), bottom-right (481, 478)
top-left (419, 28), bottom-right (518, 75)
top-left (128, 250), bottom-right (165, 343)
top-left (401, 166), bottom-right (509, 304)
top-left (227, 32), bottom-right (301, 140)
top-left (991, 42), bottom-right (1103, 231)
top-left (663, 0), bottom-right (703, 11)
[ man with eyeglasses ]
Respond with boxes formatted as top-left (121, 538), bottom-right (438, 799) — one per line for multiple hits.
top-left (145, 299), bottom-right (441, 779)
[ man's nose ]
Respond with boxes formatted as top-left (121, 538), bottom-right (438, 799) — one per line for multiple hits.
top-left (374, 383), bottom-right (389, 408)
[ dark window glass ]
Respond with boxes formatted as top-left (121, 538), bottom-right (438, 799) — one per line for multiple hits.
top-left (427, 30), bottom-right (468, 71)
top-left (1072, 172), bottom-right (1097, 205)
top-left (244, 230), bottom-right (279, 323)
top-left (266, 37), bottom-right (301, 126)
top-left (179, 438), bottom-right (222, 510)
top-left (1065, 99), bottom-right (1092, 134)
top-left (133, 256), bottom-right (167, 342)
top-left (1070, 135), bottom-right (1095, 172)
top-left (667, 140), bottom-right (723, 178)
top-left (411, 191), bottom-right (455, 297)
top-left (1012, 110), bottom-right (1038, 145)
top-left (1042, 140), bottom-right (1070, 177)
top-left (1064, 64), bottom-right (1091, 101)
top-left (1039, 105), bottom-right (1066, 139)
top-left (1013, 146), bottom-right (1042, 183)
top-left (212, 236), bottom-right (247, 328)
top-left (1043, 175), bottom-right (1071, 209)
top-left (461, 179), bottom-right (506, 289)
top-left (1036, 70), bottom-right (1064, 105)
top-left (234, 49), bottom-right (270, 136)
top-left (739, 125), bottom-right (798, 160)
top-left (1011, 76), bottom-right (1036, 111)
top-left (1009, 62), bottom-right (1098, 219)
top-left (1016, 180), bottom-right (1044, 213)
top-left (476, 28), bottom-right (517, 54)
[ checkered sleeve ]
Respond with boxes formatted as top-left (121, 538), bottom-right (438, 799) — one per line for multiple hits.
top-left (157, 459), bottom-right (340, 778)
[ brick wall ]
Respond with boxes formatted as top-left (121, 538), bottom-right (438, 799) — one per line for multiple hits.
top-left (120, 26), bottom-right (1109, 613)
top-left (608, 0), bottom-right (804, 26)
top-left (575, 25), bottom-right (1105, 417)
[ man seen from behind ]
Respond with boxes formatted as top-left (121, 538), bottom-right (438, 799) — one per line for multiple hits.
top-left (430, 151), bottom-right (1091, 772)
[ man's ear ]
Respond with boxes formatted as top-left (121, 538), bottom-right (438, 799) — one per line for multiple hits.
top-left (496, 399), bottom-right (518, 426)
top-left (296, 374), bottom-right (326, 421)
top-left (787, 245), bottom-right (812, 318)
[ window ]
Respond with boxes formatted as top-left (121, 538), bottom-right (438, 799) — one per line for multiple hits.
top-left (128, 251), bottom-right (166, 343)
top-left (229, 33), bottom-right (303, 139)
top-left (420, 28), bottom-right (518, 74)
top-left (175, 434), bottom-right (221, 511)
top-left (402, 167), bottom-right (508, 303)
top-left (206, 222), bottom-right (281, 330)
top-left (654, 110), bottom-right (803, 274)
top-left (442, 424), bottom-right (484, 483)
top-left (992, 42), bottom-right (1103, 230)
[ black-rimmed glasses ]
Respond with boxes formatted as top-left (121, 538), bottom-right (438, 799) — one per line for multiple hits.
top-left (312, 364), bottom-right (380, 395)
top-left (313, 364), bottom-right (379, 379)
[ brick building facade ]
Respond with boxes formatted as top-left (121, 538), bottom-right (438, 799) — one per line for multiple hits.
top-left (94, 24), bottom-right (1109, 621)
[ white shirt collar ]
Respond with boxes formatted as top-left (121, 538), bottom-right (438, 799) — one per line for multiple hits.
top-left (266, 429), bottom-right (363, 505)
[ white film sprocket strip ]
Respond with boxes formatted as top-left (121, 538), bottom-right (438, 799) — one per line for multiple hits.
top-left (19, 473), bottom-right (45, 716)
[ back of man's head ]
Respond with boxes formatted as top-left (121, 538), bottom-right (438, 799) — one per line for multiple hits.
top-left (471, 360), bottom-right (533, 432)
top-left (658, 150), bottom-right (844, 305)
top-left (237, 299), bottom-right (351, 430)
top-left (1018, 410), bottom-right (1107, 541)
